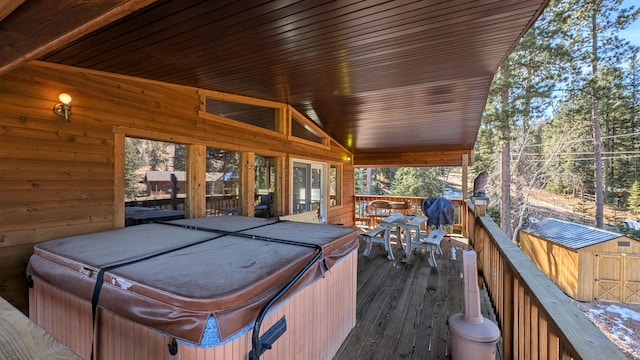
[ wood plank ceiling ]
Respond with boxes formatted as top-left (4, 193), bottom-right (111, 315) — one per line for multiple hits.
top-left (0, 0), bottom-right (548, 162)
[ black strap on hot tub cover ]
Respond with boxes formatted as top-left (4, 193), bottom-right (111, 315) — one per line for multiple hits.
top-left (89, 219), bottom-right (289, 360)
top-left (154, 220), bottom-right (326, 360)
top-left (88, 219), bottom-right (326, 360)
top-left (155, 220), bottom-right (325, 251)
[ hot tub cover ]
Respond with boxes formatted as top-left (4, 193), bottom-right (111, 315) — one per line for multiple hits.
top-left (27, 216), bottom-right (358, 343)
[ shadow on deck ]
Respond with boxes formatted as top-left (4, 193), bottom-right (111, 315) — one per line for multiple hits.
top-left (334, 234), bottom-right (501, 360)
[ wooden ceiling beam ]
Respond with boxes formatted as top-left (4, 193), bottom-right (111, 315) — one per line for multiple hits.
top-left (0, 0), bottom-right (25, 23)
top-left (0, 0), bottom-right (160, 76)
top-left (354, 150), bottom-right (474, 167)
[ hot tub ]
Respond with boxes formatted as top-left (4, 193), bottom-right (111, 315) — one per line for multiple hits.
top-left (27, 216), bottom-right (358, 360)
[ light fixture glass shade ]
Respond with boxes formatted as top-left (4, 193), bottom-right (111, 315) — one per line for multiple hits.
top-left (58, 93), bottom-right (72, 105)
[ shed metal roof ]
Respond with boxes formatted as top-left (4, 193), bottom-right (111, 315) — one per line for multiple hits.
top-left (524, 218), bottom-right (624, 250)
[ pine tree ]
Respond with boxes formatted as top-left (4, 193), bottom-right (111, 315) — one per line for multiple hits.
top-left (555, 0), bottom-right (639, 227)
top-left (479, 1), bottom-right (572, 238)
top-left (148, 142), bottom-right (169, 170)
top-left (391, 167), bottom-right (443, 197)
top-left (629, 180), bottom-right (640, 214)
top-left (482, 61), bottom-right (515, 236)
top-left (206, 148), bottom-right (239, 195)
top-left (173, 144), bottom-right (186, 171)
top-left (124, 137), bottom-right (144, 198)
top-left (354, 168), bottom-right (366, 195)
top-left (475, 0), bottom-right (640, 231)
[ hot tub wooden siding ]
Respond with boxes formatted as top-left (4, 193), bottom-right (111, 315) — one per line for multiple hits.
top-left (29, 249), bottom-right (357, 360)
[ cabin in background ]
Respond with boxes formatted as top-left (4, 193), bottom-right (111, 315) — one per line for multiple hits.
top-left (145, 171), bottom-right (187, 196)
top-left (143, 171), bottom-right (224, 196)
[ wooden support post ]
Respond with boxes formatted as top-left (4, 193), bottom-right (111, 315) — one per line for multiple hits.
top-left (284, 156), bottom-right (295, 215)
top-left (113, 133), bottom-right (125, 228)
top-left (461, 153), bottom-right (469, 236)
top-left (240, 152), bottom-right (255, 217)
top-left (185, 144), bottom-right (206, 218)
top-left (278, 105), bottom-right (289, 134)
top-left (273, 156), bottom-right (284, 217)
top-left (461, 153), bottom-right (468, 200)
top-left (170, 173), bottom-right (179, 210)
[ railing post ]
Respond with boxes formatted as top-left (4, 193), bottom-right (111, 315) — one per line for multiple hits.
top-left (466, 201), bottom-right (474, 245)
top-left (473, 197), bottom-right (487, 216)
top-left (472, 197), bottom-right (488, 283)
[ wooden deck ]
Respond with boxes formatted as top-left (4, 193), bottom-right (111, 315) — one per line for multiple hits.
top-left (0, 296), bottom-right (80, 359)
top-left (334, 233), bottom-right (501, 360)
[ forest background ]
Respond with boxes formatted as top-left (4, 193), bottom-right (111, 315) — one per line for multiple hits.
top-left (356, 0), bottom-right (640, 242)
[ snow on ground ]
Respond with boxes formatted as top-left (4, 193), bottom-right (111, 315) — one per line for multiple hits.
top-left (572, 300), bottom-right (640, 358)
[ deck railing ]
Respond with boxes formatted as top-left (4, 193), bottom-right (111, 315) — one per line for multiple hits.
top-left (353, 195), bottom-right (465, 233)
top-left (126, 195), bottom-right (239, 216)
top-left (464, 199), bottom-right (627, 359)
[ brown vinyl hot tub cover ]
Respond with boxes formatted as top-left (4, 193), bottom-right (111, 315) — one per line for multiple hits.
top-left (27, 216), bottom-right (358, 343)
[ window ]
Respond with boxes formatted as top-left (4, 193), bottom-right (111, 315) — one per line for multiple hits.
top-left (205, 147), bottom-right (240, 216)
top-left (292, 161), bottom-right (325, 220)
top-left (291, 113), bottom-right (324, 144)
top-left (123, 137), bottom-right (186, 225)
top-left (204, 97), bottom-right (278, 131)
top-left (254, 155), bottom-right (277, 218)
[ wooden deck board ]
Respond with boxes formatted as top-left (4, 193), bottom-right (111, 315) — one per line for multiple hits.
top-left (0, 296), bottom-right (80, 360)
top-left (424, 247), bottom-right (455, 359)
top-left (367, 259), bottom-right (420, 360)
top-left (337, 253), bottom-right (398, 358)
top-left (334, 235), bottom-right (500, 360)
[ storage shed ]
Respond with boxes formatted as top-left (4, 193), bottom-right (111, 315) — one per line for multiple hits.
top-left (519, 218), bottom-right (640, 304)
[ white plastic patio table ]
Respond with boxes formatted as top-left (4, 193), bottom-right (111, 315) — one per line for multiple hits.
top-left (379, 214), bottom-right (428, 261)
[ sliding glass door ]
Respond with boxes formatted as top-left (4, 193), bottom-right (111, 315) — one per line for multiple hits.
top-left (292, 161), bottom-right (325, 220)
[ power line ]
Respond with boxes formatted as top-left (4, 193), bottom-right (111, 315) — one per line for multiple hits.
top-left (516, 150), bottom-right (640, 156)
top-left (520, 154), bottom-right (640, 162)
top-left (521, 131), bottom-right (640, 148)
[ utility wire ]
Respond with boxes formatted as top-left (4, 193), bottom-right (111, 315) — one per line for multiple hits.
top-left (515, 150), bottom-right (640, 157)
top-left (521, 132), bottom-right (640, 148)
top-left (519, 154), bottom-right (640, 162)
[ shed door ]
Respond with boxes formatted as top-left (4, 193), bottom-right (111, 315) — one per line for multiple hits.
top-left (594, 254), bottom-right (622, 302)
top-left (624, 256), bottom-right (640, 304)
top-left (594, 254), bottom-right (640, 304)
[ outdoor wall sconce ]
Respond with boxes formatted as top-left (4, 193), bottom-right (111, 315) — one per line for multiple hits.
top-left (53, 93), bottom-right (72, 123)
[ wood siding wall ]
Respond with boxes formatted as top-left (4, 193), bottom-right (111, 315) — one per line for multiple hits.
top-left (327, 165), bottom-right (355, 225)
top-left (519, 232), bottom-right (580, 300)
top-left (0, 61), bottom-right (354, 314)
